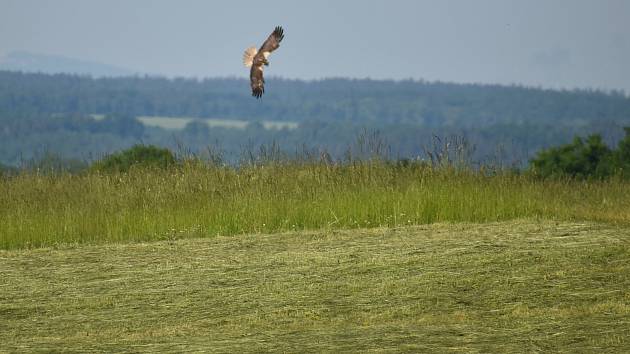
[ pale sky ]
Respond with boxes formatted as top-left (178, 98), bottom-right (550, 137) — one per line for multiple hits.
top-left (1, 0), bottom-right (629, 91)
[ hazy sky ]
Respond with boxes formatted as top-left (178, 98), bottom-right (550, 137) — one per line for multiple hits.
top-left (1, 0), bottom-right (629, 91)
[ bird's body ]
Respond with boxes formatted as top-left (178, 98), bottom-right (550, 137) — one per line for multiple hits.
top-left (243, 26), bottom-right (284, 98)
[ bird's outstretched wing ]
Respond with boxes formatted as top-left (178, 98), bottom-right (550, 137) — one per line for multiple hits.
top-left (258, 26), bottom-right (284, 55)
top-left (249, 26), bottom-right (284, 99)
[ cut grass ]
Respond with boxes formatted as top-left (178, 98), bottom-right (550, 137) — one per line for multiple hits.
top-left (1, 163), bottom-right (629, 249)
top-left (1, 220), bottom-right (628, 351)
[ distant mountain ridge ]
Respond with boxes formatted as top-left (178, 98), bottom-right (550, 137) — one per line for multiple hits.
top-left (0, 51), bottom-right (139, 77)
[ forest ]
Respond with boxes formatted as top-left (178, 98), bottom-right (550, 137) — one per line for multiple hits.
top-left (1, 70), bottom-right (629, 167)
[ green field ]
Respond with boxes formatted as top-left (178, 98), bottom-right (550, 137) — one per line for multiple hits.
top-left (2, 163), bottom-right (629, 250)
top-left (1, 221), bottom-right (628, 351)
top-left (136, 116), bottom-right (299, 130)
top-left (2, 163), bottom-right (629, 351)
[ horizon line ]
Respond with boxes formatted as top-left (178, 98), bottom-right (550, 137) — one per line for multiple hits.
top-left (0, 69), bottom-right (627, 97)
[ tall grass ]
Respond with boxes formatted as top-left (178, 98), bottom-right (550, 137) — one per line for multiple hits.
top-left (1, 161), bottom-right (629, 249)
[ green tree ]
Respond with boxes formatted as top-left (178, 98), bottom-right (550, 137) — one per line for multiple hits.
top-left (610, 127), bottom-right (630, 177)
top-left (529, 134), bottom-right (612, 178)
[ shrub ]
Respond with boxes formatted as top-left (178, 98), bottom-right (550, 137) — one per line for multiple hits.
top-left (529, 127), bottom-right (630, 179)
top-left (91, 144), bottom-right (177, 173)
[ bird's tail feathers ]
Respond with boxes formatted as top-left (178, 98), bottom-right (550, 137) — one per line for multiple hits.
top-left (243, 46), bottom-right (258, 67)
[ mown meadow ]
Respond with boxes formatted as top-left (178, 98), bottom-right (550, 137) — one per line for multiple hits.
top-left (1, 151), bottom-right (630, 351)
top-left (2, 221), bottom-right (629, 351)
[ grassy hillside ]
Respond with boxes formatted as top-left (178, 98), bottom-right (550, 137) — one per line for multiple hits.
top-left (1, 221), bottom-right (628, 352)
top-left (2, 163), bottom-right (629, 250)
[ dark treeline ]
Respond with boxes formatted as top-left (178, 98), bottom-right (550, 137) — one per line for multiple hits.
top-left (2, 70), bottom-right (629, 125)
top-left (1, 70), bottom-right (629, 166)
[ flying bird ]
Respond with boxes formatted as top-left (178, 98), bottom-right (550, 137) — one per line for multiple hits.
top-left (243, 26), bottom-right (285, 98)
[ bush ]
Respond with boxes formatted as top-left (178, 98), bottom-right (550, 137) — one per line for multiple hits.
top-left (91, 145), bottom-right (177, 173)
top-left (529, 127), bottom-right (630, 179)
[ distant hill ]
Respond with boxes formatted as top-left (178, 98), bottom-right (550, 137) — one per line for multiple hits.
top-left (1, 70), bottom-right (629, 127)
top-left (1, 70), bottom-right (629, 166)
top-left (0, 51), bottom-right (138, 77)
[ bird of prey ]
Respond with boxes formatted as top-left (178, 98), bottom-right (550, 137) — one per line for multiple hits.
top-left (243, 26), bottom-right (285, 98)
